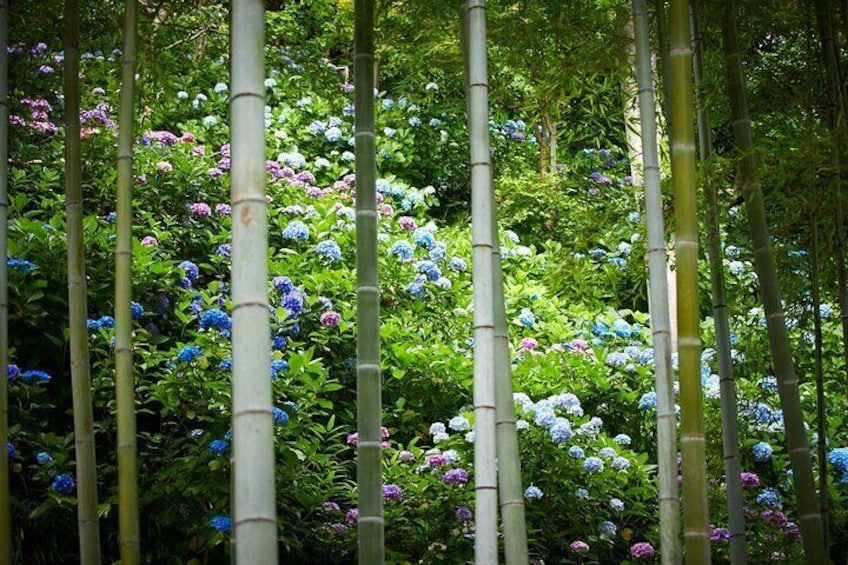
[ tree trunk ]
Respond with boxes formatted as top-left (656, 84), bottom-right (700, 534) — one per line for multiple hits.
top-left (463, 1), bottom-right (499, 561)
top-left (690, 2), bottom-right (746, 562)
top-left (669, 0), bottom-right (711, 562)
top-left (64, 2), bottom-right (102, 562)
top-left (354, 1), bottom-right (384, 563)
top-left (632, 2), bottom-right (681, 563)
top-left (115, 1), bottom-right (141, 561)
top-left (721, 2), bottom-right (826, 562)
top-left (230, 0), bottom-right (278, 562)
top-left (0, 0), bottom-right (10, 560)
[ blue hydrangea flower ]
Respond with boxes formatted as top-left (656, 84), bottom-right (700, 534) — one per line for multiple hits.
top-left (434, 277), bottom-right (452, 290)
top-left (523, 485), bottom-right (543, 500)
top-left (6, 442), bottom-right (15, 457)
top-left (599, 447), bottom-right (617, 459)
top-left (449, 416), bottom-right (470, 431)
top-left (614, 434), bottom-right (632, 446)
top-left (270, 359), bottom-right (289, 378)
top-left (728, 260), bottom-right (745, 275)
top-left (610, 498), bottom-right (625, 511)
top-left (7, 364), bottom-right (20, 379)
top-left (130, 301), bottom-right (144, 320)
top-left (518, 309), bottom-right (536, 328)
top-left (178, 345), bottom-right (202, 363)
top-left (273, 276), bottom-right (294, 294)
top-left (316, 240), bottom-right (342, 262)
top-left (209, 439), bottom-right (229, 455)
top-left (219, 358), bottom-right (232, 371)
top-left (407, 275), bottom-right (427, 299)
top-left (416, 260), bottom-right (442, 281)
top-left (87, 319), bottom-right (102, 330)
top-left (209, 515), bottom-right (232, 533)
top-left (638, 392), bottom-right (657, 410)
top-left (8, 258), bottom-right (37, 274)
top-left (549, 419), bottom-right (572, 444)
top-left (272, 335), bottom-right (287, 351)
top-left (98, 316), bottom-right (115, 328)
top-left (390, 241), bottom-right (414, 261)
top-left (612, 319), bottom-right (631, 338)
top-left (428, 117), bottom-right (441, 127)
top-left (22, 370), bottom-right (51, 383)
top-left (51, 474), bottom-right (75, 494)
top-left (583, 457), bottom-right (604, 473)
top-left (36, 452), bottom-right (53, 463)
top-left (324, 126), bottom-right (342, 142)
top-left (611, 456), bottom-right (631, 471)
top-left (606, 352), bottom-right (628, 367)
top-left (272, 407), bottom-right (290, 425)
top-left (200, 309), bottom-right (232, 331)
top-left (449, 257), bottom-right (467, 272)
top-left (282, 289), bottom-right (304, 318)
top-left (308, 120), bottom-right (326, 135)
top-left (829, 447), bottom-right (848, 473)
top-left (412, 227), bottom-right (436, 249)
top-left (575, 488), bottom-right (589, 499)
top-left (179, 260), bottom-right (200, 281)
top-left (568, 446), bottom-right (585, 459)
top-left (600, 520), bottom-right (617, 536)
top-left (408, 117), bottom-right (421, 126)
top-left (756, 488), bottom-right (781, 508)
top-left (282, 221), bottom-right (310, 241)
top-left (753, 441), bottom-right (773, 461)
top-left (428, 242), bottom-right (447, 263)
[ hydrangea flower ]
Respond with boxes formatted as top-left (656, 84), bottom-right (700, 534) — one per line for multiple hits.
top-left (638, 392), bottom-right (657, 410)
top-left (599, 520), bottom-right (617, 536)
top-left (416, 260), bottom-right (441, 281)
top-left (741, 472), bottom-right (760, 488)
top-left (130, 301), bottom-right (144, 320)
top-left (443, 468), bottom-right (469, 485)
top-left (614, 433), bottom-right (632, 446)
top-left (568, 446), bottom-right (585, 459)
top-left (549, 419), bottom-right (572, 444)
top-left (710, 527), bottom-right (730, 542)
top-left (752, 441), bottom-right (773, 461)
top-left (382, 484), bottom-right (403, 501)
top-left (51, 474), bottom-right (75, 494)
top-left (575, 488), bottom-right (589, 499)
top-left (282, 221), bottom-right (309, 241)
top-left (448, 257), bottom-right (467, 272)
top-left (456, 506), bottom-right (472, 520)
top-left (518, 309), bottom-right (535, 328)
top-left (612, 456), bottom-right (631, 471)
top-left (583, 457), bottom-right (604, 473)
top-left (631, 542), bottom-right (655, 558)
top-left (22, 370), bottom-right (51, 383)
top-left (570, 541), bottom-right (589, 553)
top-left (178, 345), bottom-right (202, 363)
top-left (448, 416), bottom-right (469, 431)
top-left (320, 311), bottom-right (341, 327)
top-left (6, 442), bottom-right (15, 458)
top-left (209, 439), bottom-right (229, 455)
top-left (523, 485), bottom-right (543, 499)
top-left (599, 447), bottom-right (617, 459)
top-left (272, 407), bottom-right (290, 425)
top-left (390, 241), bottom-right (414, 261)
top-left (757, 488), bottom-right (781, 508)
top-left (609, 498), bottom-right (625, 511)
top-left (36, 452), bottom-right (53, 463)
top-left (200, 309), bottom-right (231, 331)
top-left (209, 516), bottom-right (232, 533)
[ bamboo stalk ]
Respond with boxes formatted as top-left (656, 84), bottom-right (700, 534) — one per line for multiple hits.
top-left (721, 2), bottom-right (826, 562)
top-left (353, 1), bottom-right (384, 563)
top-left (115, 1), bottom-right (140, 561)
top-left (690, 2), bottom-right (746, 563)
top-left (668, 1), bottom-right (710, 563)
top-left (463, 1), bottom-right (498, 561)
top-left (230, 1), bottom-right (278, 562)
top-left (63, 1), bottom-right (102, 561)
top-left (632, 2), bottom-right (681, 563)
top-left (0, 0), bottom-right (10, 561)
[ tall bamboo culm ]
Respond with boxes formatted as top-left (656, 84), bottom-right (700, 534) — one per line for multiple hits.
top-left (0, 0), bottom-right (10, 562)
top-left (668, 1), bottom-right (710, 563)
top-left (230, 1), bottom-right (278, 562)
top-left (115, 1), bottom-right (140, 561)
top-left (458, 5), bottom-right (528, 563)
top-left (353, 1), bottom-right (384, 563)
top-left (631, 2), bottom-right (680, 564)
top-left (721, 2), bottom-right (826, 562)
top-left (462, 1), bottom-right (498, 562)
top-left (690, 2), bottom-right (746, 563)
top-left (64, 1), bottom-right (102, 561)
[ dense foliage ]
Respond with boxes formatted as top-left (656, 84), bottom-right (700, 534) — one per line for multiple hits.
top-left (4, 1), bottom-right (848, 564)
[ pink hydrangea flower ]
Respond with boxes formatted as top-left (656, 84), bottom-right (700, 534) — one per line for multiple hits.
top-left (426, 454), bottom-right (447, 468)
top-left (156, 161), bottom-right (173, 173)
top-left (630, 542), bottom-right (655, 558)
top-left (740, 472), bottom-right (760, 488)
top-left (91, 87), bottom-right (106, 95)
top-left (399, 450), bottom-right (415, 461)
top-left (191, 145), bottom-right (206, 156)
top-left (215, 203), bottom-right (231, 215)
top-left (320, 311), bottom-right (341, 327)
top-left (189, 203), bottom-right (212, 217)
top-left (519, 337), bottom-right (538, 350)
top-left (570, 541), bottom-right (590, 553)
top-left (345, 508), bottom-right (358, 524)
top-left (140, 236), bottom-right (158, 246)
top-left (180, 132), bottom-right (196, 143)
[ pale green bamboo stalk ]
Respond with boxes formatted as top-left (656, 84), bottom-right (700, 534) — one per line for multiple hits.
top-left (668, 1), bottom-right (710, 563)
top-left (0, 0), bottom-right (10, 562)
top-left (353, 1), bottom-right (384, 563)
top-left (631, 2), bottom-right (680, 564)
top-left (654, 0), bottom-right (673, 134)
top-left (463, 1), bottom-right (498, 561)
top-left (689, 2), bottom-right (746, 563)
top-left (63, 2), bottom-right (102, 561)
top-left (721, 2), bottom-right (826, 562)
top-left (115, 1), bottom-right (140, 562)
top-left (230, 1), bottom-right (278, 562)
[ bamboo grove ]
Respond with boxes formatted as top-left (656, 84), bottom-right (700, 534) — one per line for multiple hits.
top-left (1, 0), bottom-right (848, 563)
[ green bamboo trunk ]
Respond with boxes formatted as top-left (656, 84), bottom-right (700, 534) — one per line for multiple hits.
top-left (0, 0), bottom-right (10, 561)
top-left (654, 0), bottom-right (673, 134)
top-left (668, 1), bottom-right (710, 563)
top-left (353, 1), bottom-right (384, 563)
top-left (463, 1), bottom-right (499, 561)
top-left (690, 2), bottom-right (746, 563)
top-left (63, 2), bottom-right (102, 561)
top-left (721, 2), bottom-right (826, 562)
top-left (810, 215), bottom-right (830, 553)
top-left (230, 1), bottom-right (278, 562)
top-left (115, 1), bottom-right (140, 561)
top-left (631, 2), bottom-right (681, 563)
